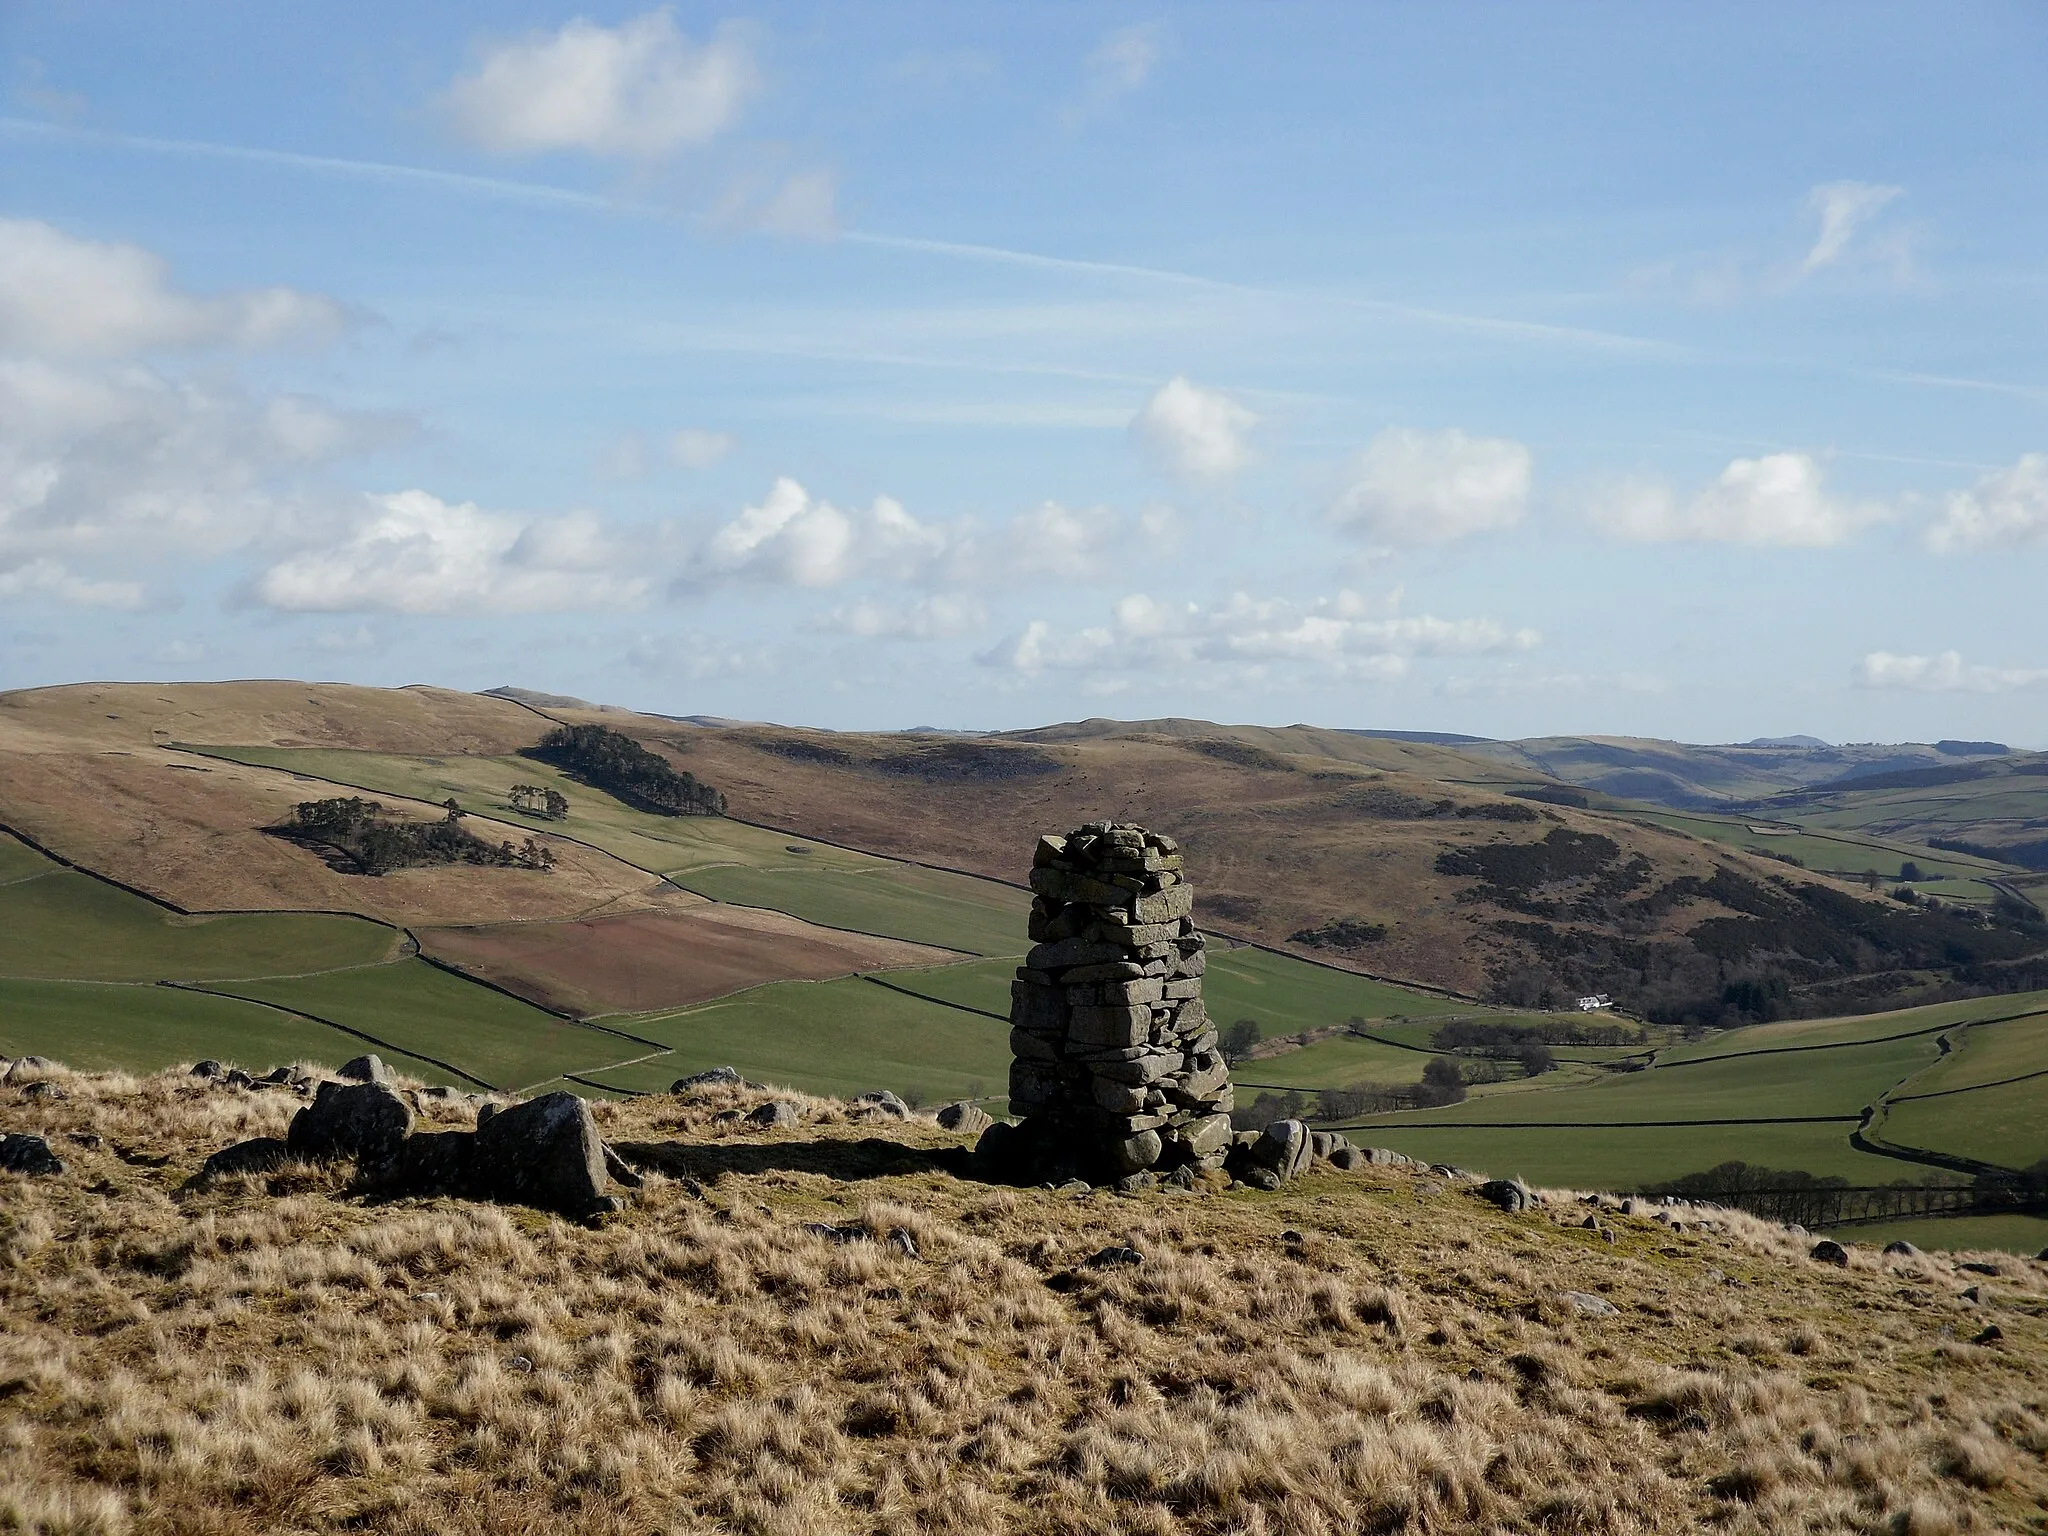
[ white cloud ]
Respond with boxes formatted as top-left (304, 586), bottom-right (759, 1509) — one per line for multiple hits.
top-left (0, 558), bottom-right (143, 609)
top-left (1590, 453), bottom-right (1886, 547)
top-left (1856, 650), bottom-right (2048, 694)
top-left (984, 588), bottom-right (1538, 680)
top-left (445, 10), bottom-right (757, 158)
top-left (1131, 377), bottom-right (1255, 481)
top-left (255, 490), bottom-right (653, 614)
top-left (670, 427), bottom-right (736, 468)
top-left (1329, 427), bottom-right (1530, 545)
top-left (812, 594), bottom-right (985, 640)
top-left (713, 167), bottom-right (840, 240)
top-left (1925, 453), bottom-right (2048, 553)
top-left (1067, 22), bottom-right (1166, 127)
top-left (1003, 501), bottom-right (1119, 580)
top-left (698, 477), bottom-right (949, 588)
top-left (0, 218), bottom-right (345, 357)
top-left (0, 357), bottom-right (396, 581)
top-left (1801, 181), bottom-right (1903, 274)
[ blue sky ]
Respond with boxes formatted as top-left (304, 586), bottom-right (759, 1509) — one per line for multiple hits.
top-left (3, 2), bottom-right (2045, 742)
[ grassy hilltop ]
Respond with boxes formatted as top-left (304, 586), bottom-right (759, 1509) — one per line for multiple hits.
top-left (1, 1064), bottom-right (2044, 1536)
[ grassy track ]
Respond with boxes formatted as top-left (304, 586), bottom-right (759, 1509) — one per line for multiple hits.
top-left (0, 978), bottom-right (398, 1076)
top-left (208, 960), bottom-right (644, 1093)
top-left (577, 975), bottom-right (1012, 1104)
top-left (0, 839), bottom-right (397, 982)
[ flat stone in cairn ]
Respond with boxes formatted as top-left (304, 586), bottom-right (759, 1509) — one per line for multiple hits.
top-left (985, 822), bottom-right (1231, 1184)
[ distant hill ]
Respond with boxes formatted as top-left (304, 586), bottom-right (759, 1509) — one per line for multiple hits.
top-left (1757, 751), bottom-right (2048, 872)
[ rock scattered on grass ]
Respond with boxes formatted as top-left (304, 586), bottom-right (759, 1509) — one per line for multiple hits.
top-left (288, 1079), bottom-right (414, 1163)
top-left (1810, 1240), bottom-right (1849, 1267)
top-left (670, 1066), bottom-right (742, 1093)
top-left (189, 1059), bottom-right (224, 1079)
top-left (746, 1099), bottom-right (800, 1128)
top-left (1884, 1240), bottom-right (1920, 1257)
top-left (854, 1090), bottom-right (910, 1119)
top-left (936, 1101), bottom-right (993, 1135)
top-left (0, 1132), bottom-right (65, 1176)
top-left (1085, 1245), bottom-right (1143, 1268)
top-left (1479, 1177), bottom-right (1535, 1213)
top-left (197, 1137), bottom-right (293, 1181)
top-left (338, 1054), bottom-right (394, 1086)
top-left (1562, 1290), bottom-right (1618, 1317)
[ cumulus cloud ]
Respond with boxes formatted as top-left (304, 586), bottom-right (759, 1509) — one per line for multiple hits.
top-left (1801, 181), bottom-right (1903, 274)
top-left (1131, 377), bottom-right (1255, 481)
top-left (697, 477), bottom-right (950, 588)
top-left (1590, 453), bottom-right (1886, 547)
top-left (0, 218), bottom-right (346, 357)
top-left (445, 10), bottom-right (757, 158)
top-left (0, 357), bottom-right (397, 585)
top-left (1856, 650), bottom-right (2048, 694)
top-left (1329, 427), bottom-right (1530, 545)
top-left (1067, 22), bottom-right (1166, 127)
top-left (0, 558), bottom-right (143, 609)
top-left (671, 427), bottom-right (736, 468)
top-left (984, 588), bottom-right (1538, 680)
top-left (812, 594), bottom-right (985, 640)
top-left (1924, 453), bottom-right (2048, 553)
top-left (1003, 501), bottom-right (1118, 580)
top-left (255, 490), bottom-right (653, 614)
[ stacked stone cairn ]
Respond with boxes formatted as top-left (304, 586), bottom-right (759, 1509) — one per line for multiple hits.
top-left (987, 822), bottom-right (1232, 1183)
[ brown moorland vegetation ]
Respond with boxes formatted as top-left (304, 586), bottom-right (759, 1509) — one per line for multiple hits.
top-left (3, 1059), bottom-right (2044, 1535)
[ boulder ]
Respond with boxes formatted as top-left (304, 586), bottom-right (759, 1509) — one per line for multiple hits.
top-left (189, 1059), bottom-right (225, 1080)
top-left (287, 1079), bottom-right (414, 1164)
top-left (382, 1131), bottom-right (479, 1196)
top-left (1247, 1119), bottom-right (1312, 1180)
top-left (472, 1091), bottom-right (615, 1218)
top-left (1561, 1290), bottom-right (1618, 1317)
top-left (670, 1066), bottom-right (743, 1093)
top-left (337, 1054), bottom-right (393, 1086)
top-left (5, 1056), bottom-right (55, 1082)
top-left (746, 1100), bottom-right (801, 1128)
top-left (198, 1137), bottom-right (293, 1182)
top-left (855, 1089), bottom-right (911, 1119)
top-left (1810, 1240), bottom-right (1850, 1268)
top-left (1239, 1166), bottom-right (1283, 1192)
top-left (0, 1133), bottom-right (65, 1176)
top-left (1110, 1128), bottom-right (1162, 1176)
top-left (1883, 1240), bottom-right (1920, 1257)
top-left (1326, 1145), bottom-right (1364, 1172)
top-left (936, 1101), bottom-right (994, 1136)
top-left (1479, 1177), bottom-right (1535, 1214)
top-left (1085, 1245), bottom-right (1144, 1268)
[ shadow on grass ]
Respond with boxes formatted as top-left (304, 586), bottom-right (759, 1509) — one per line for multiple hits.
top-left (614, 1135), bottom-right (976, 1185)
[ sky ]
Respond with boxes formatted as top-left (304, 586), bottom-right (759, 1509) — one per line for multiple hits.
top-left (2, 2), bottom-right (2045, 743)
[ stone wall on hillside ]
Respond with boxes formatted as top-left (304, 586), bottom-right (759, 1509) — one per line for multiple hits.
top-left (994, 821), bottom-right (1233, 1183)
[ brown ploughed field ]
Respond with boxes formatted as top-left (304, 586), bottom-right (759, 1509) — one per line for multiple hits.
top-left (418, 905), bottom-right (959, 1017)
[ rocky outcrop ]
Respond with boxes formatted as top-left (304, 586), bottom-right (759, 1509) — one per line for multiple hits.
top-left (287, 1080), bottom-right (414, 1163)
top-left (337, 1054), bottom-right (394, 1086)
top-left (983, 822), bottom-right (1230, 1185)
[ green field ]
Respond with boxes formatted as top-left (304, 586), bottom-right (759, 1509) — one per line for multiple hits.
top-left (575, 974), bottom-right (1012, 1104)
top-left (1604, 807), bottom-right (2012, 902)
top-left (1326, 993), bottom-right (2048, 1212)
top-left (1817, 1212), bottom-right (2048, 1256)
top-left (189, 746), bottom-right (1033, 954)
top-left (0, 978), bottom-right (400, 1076)
top-left (1348, 1119), bottom-right (1894, 1187)
top-left (0, 838), bottom-right (397, 982)
top-left (669, 863), bottom-right (1027, 956)
top-left (207, 961), bottom-right (649, 1094)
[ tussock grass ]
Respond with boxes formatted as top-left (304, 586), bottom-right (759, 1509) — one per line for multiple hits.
top-left (0, 1065), bottom-right (2043, 1534)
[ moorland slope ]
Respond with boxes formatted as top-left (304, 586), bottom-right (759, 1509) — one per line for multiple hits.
top-left (1, 1060), bottom-right (2044, 1535)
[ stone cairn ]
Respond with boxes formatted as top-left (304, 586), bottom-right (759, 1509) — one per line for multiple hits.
top-left (988, 821), bottom-right (1233, 1183)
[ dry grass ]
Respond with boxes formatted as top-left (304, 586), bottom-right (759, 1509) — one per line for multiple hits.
top-left (2, 1066), bottom-right (2044, 1535)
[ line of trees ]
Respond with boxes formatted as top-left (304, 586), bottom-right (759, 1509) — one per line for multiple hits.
top-left (1642, 1159), bottom-right (2048, 1229)
top-left (282, 797), bottom-right (554, 876)
top-left (527, 725), bottom-right (725, 816)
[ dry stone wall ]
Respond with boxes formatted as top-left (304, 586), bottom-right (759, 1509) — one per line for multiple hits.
top-left (997, 822), bottom-right (1233, 1182)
